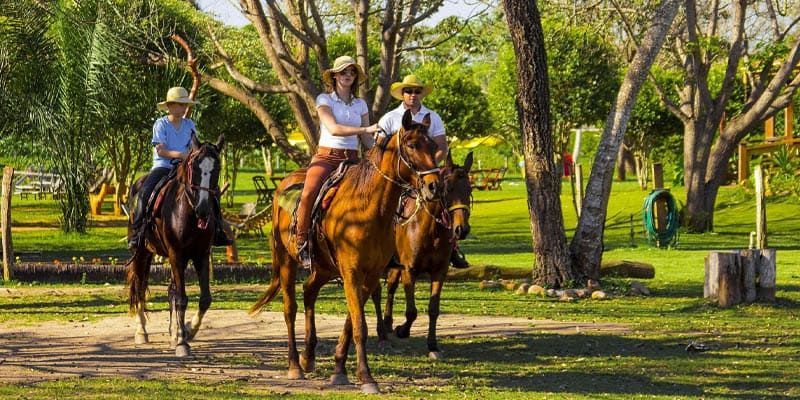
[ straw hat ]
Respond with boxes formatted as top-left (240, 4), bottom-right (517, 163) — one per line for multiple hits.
top-left (390, 75), bottom-right (433, 100)
top-left (157, 86), bottom-right (199, 111)
top-left (322, 56), bottom-right (366, 87)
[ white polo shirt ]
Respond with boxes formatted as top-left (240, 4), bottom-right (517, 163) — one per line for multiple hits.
top-left (377, 103), bottom-right (445, 138)
top-left (316, 92), bottom-right (368, 150)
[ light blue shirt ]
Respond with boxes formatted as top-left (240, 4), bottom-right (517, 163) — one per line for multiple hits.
top-left (151, 116), bottom-right (196, 170)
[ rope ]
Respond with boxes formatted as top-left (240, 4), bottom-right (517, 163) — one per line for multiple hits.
top-left (642, 188), bottom-right (679, 248)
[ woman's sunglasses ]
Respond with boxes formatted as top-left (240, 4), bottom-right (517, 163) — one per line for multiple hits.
top-left (403, 88), bottom-right (423, 95)
top-left (337, 68), bottom-right (358, 77)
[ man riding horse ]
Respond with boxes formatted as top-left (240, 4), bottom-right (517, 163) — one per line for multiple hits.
top-left (378, 75), bottom-right (470, 269)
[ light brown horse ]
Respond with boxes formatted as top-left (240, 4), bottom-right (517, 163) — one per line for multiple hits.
top-left (372, 151), bottom-right (473, 359)
top-left (126, 135), bottom-right (224, 357)
top-left (250, 111), bottom-right (440, 394)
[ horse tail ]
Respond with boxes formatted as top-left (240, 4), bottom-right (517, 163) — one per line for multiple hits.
top-left (249, 260), bottom-right (281, 316)
top-left (126, 252), bottom-right (150, 315)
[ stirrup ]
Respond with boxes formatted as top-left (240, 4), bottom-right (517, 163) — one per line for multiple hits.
top-left (213, 225), bottom-right (233, 246)
top-left (297, 241), bottom-right (312, 270)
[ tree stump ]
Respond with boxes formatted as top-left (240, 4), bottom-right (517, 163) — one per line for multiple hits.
top-left (705, 249), bottom-right (776, 307)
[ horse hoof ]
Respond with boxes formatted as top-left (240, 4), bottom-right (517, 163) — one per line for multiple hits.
top-left (134, 332), bottom-right (149, 345)
top-left (300, 355), bottom-right (315, 373)
top-left (394, 326), bottom-right (410, 339)
top-left (330, 373), bottom-right (351, 385)
top-left (175, 344), bottom-right (191, 357)
top-left (361, 383), bottom-right (380, 394)
top-left (428, 351), bottom-right (444, 360)
top-left (287, 368), bottom-right (305, 380)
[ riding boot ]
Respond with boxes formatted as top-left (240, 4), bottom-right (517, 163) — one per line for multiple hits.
top-left (449, 245), bottom-right (470, 269)
top-left (128, 202), bottom-right (145, 251)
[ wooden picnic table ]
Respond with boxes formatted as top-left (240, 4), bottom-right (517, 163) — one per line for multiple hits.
top-left (469, 167), bottom-right (507, 191)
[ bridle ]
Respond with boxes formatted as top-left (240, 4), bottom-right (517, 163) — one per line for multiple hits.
top-left (180, 145), bottom-right (221, 227)
top-left (369, 126), bottom-right (439, 191)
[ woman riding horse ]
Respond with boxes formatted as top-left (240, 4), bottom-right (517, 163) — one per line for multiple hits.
top-left (250, 110), bottom-right (439, 394)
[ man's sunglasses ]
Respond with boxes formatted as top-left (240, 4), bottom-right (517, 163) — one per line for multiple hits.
top-left (403, 88), bottom-right (423, 95)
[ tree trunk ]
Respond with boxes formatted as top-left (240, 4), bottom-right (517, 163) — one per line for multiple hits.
top-left (503, 0), bottom-right (575, 288)
top-left (570, 0), bottom-right (680, 280)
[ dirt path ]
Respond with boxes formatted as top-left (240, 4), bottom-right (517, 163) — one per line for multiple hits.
top-left (0, 295), bottom-right (627, 393)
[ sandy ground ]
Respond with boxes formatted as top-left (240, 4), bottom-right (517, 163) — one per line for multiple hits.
top-left (0, 289), bottom-right (628, 393)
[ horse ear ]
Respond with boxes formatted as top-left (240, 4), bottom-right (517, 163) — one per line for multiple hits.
top-left (421, 113), bottom-right (431, 128)
top-left (445, 149), bottom-right (454, 169)
top-left (463, 151), bottom-right (474, 173)
top-left (402, 109), bottom-right (413, 131)
top-left (216, 134), bottom-right (225, 150)
top-left (191, 134), bottom-right (201, 150)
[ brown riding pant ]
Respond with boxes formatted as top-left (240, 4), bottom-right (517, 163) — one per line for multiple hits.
top-left (296, 147), bottom-right (359, 244)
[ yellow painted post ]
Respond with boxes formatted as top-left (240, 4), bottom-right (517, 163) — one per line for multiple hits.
top-left (786, 103), bottom-right (794, 139)
top-left (738, 143), bottom-right (748, 183)
top-left (765, 116), bottom-right (775, 140)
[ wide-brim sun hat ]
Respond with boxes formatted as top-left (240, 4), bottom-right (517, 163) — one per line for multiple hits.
top-left (157, 86), bottom-right (199, 111)
top-left (322, 56), bottom-right (367, 87)
top-left (390, 74), bottom-right (433, 100)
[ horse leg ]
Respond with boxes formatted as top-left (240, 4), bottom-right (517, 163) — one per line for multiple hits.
top-left (395, 269), bottom-right (417, 339)
top-left (169, 259), bottom-right (191, 357)
top-left (332, 271), bottom-right (380, 393)
top-left (370, 283), bottom-right (392, 351)
top-left (131, 251), bottom-right (153, 345)
top-left (300, 270), bottom-right (329, 374)
top-left (279, 253), bottom-right (302, 379)
top-left (426, 269), bottom-right (447, 359)
top-left (186, 254), bottom-right (212, 341)
top-left (382, 267), bottom-right (402, 332)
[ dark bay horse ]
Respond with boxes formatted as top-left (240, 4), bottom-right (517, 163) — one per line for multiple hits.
top-left (250, 111), bottom-right (440, 394)
top-left (373, 151), bottom-right (473, 359)
top-left (126, 134), bottom-right (224, 357)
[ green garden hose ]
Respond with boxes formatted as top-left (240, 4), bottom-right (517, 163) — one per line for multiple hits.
top-left (642, 189), bottom-right (679, 247)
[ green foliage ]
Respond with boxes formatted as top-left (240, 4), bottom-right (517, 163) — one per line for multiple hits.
top-left (486, 17), bottom-right (621, 156)
top-left (411, 63), bottom-right (492, 140)
top-left (627, 68), bottom-right (683, 168)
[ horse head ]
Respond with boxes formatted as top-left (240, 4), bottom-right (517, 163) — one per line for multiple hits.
top-left (391, 110), bottom-right (440, 201)
top-left (184, 134), bottom-right (225, 221)
top-left (443, 150), bottom-right (473, 240)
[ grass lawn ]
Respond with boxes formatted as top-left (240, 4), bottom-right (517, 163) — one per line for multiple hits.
top-left (2, 174), bottom-right (800, 398)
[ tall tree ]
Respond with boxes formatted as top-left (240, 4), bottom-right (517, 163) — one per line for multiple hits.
top-left (503, 0), bottom-right (576, 286)
top-left (655, 0), bottom-right (800, 232)
top-left (570, 0), bottom-right (681, 279)
top-left (183, 0), bottom-right (450, 164)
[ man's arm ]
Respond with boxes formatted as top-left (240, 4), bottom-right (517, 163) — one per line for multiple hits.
top-left (433, 135), bottom-right (448, 165)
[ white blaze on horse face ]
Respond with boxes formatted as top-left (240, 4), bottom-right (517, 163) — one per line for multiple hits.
top-left (198, 157), bottom-right (215, 205)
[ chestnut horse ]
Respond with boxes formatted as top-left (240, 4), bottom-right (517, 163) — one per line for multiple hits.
top-left (250, 111), bottom-right (440, 394)
top-left (372, 151), bottom-right (473, 359)
top-left (126, 134), bottom-right (224, 357)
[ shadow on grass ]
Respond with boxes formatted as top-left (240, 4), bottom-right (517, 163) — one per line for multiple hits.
top-left (369, 332), bottom-right (799, 398)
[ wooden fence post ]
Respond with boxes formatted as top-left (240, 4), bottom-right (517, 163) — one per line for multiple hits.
top-left (2, 166), bottom-right (14, 281)
top-left (574, 164), bottom-right (583, 218)
top-left (755, 166), bottom-right (767, 249)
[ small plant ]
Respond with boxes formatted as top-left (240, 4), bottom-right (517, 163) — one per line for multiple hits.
top-left (80, 272), bottom-right (87, 285)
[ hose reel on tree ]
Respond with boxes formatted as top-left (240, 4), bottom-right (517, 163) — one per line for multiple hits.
top-left (642, 188), bottom-right (679, 247)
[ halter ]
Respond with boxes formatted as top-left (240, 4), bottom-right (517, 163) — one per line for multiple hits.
top-left (184, 150), bottom-right (221, 197)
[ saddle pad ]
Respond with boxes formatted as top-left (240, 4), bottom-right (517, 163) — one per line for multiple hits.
top-left (277, 182), bottom-right (303, 216)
